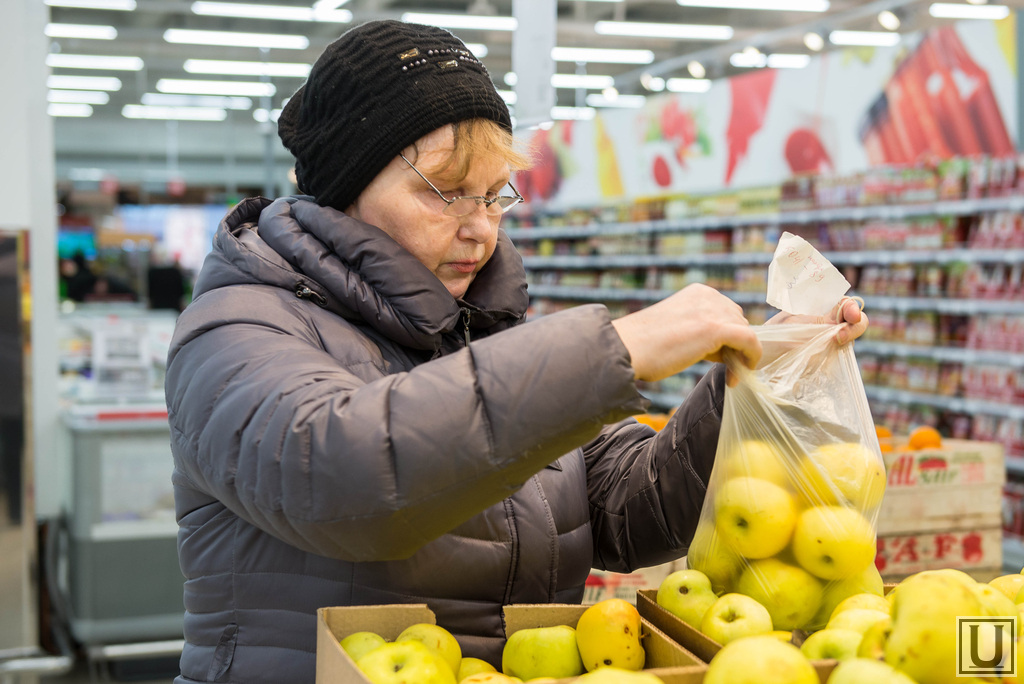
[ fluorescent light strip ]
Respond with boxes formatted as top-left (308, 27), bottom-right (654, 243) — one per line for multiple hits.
top-left (929, 3), bottom-right (1009, 19)
top-left (464, 43), bottom-right (488, 58)
top-left (767, 53), bottom-right (811, 69)
top-left (666, 78), bottom-right (712, 93)
top-left (497, 90), bottom-right (517, 104)
top-left (163, 28), bottom-right (308, 49)
top-left (47, 75), bottom-right (122, 91)
top-left (551, 106), bottom-right (596, 120)
top-left (252, 108), bottom-right (283, 123)
top-left (551, 47), bottom-right (655, 64)
top-left (68, 168), bottom-right (108, 181)
top-left (829, 30), bottom-right (901, 46)
top-left (47, 54), bottom-right (144, 71)
top-left (157, 79), bottom-right (276, 97)
top-left (586, 93), bottom-right (647, 108)
top-left (730, 51), bottom-right (767, 68)
top-left (184, 59), bottom-right (311, 78)
top-left (45, 23), bottom-right (117, 39)
top-left (48, 103), bottom-right (93, 117)
top-left (551, 74), bottom-right (615, 89)
top-left (400, 13), bottom-right (517, 31)
top-left (191, 1), bottom-right (351, 22)
top-left (44, 0), bottom-right (135, 10)
top-left (142, 93), bottom-right (253, 109)
top-left (122, 105), bottom-right (227, 121)
top-left (677, 0), bottom-right (828, 9)
top-left (48, 89), bottom-right (110, 104)
top-left (594, 21), bottom-right (733, 40)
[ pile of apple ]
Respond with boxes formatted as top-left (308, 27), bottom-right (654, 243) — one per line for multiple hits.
top-left (686, 437), bottom-right (887, 633)
top-left (339, 598), bottom-right (667, 684)
top-left (658, 563), bottom-right (1024, 683)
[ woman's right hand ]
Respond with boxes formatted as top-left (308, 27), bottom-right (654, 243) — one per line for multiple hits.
top-left (611, 283), bottom-right (762, 386)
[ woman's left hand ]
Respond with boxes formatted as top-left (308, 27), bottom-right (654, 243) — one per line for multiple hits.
top-left (767, 297), bottom-right (869, 346)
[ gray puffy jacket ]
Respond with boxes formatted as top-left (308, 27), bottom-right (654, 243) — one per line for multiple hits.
top-left (165, 196), bottom-right (725, 684)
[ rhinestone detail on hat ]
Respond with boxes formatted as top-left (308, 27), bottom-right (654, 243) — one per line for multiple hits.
top-left (398, 47), bottom-right (420, 60)
top-left (398, 45), bottom-right (483, 75)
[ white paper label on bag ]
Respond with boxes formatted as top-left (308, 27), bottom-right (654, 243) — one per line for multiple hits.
top-left (766, 231), bottom-right (851, 316)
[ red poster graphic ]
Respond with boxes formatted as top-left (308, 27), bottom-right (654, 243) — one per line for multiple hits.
top-left (725, 69), bottom-right (777, 184)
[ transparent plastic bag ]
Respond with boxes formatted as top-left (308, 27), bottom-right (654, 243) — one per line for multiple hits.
top-left (687, 322), bottom-right (886, 634)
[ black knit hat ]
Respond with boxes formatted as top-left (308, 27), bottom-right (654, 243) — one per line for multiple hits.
top-left (278, 20), bottom-right (512, 212)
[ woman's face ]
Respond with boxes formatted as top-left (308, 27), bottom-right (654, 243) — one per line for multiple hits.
top-left (346, 126), bottom-right (511, 299)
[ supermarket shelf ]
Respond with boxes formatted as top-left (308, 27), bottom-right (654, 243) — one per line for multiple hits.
top-left (521, 249), bottom-right (1024, 270)
top-left (856, 341), bottom-right (1024, 368)
top-left (861, 295), bottom-right (1024, 315)
top-left (1003, 538), bottom-right (1024, 571)
top-left (1007, 458), bottom-right (1024, 477)
top-left (526, 284), bottom-right (768, 305)
top-left (506, 195), bottom-right (1024, 241)
top-left (862, 385), bottom-right (1024, 420)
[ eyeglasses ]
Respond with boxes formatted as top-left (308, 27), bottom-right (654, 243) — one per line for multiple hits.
top-left (400, 154), bottom-right (524, 218)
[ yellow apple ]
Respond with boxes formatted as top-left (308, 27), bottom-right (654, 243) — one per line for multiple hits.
top-left (799, 628), bottom-right (863, 661)
top-left (826, 608), bottom-right (890, 635)
top-left (991, 575), bottom-right (1024, 601)
top-left (687, 520), bottom-right (744, 595)
top-left (700, 593), bottom-right (773, 645)
top-left (396, 623), bottom-right (462, 676)
top-left (971, 582), bottom-right (1020, 620)
top-left (570, 667), bottom-right (666, 683)
top-left (812, 561), bottom-right (885, 629)
top-left (357, 641), bottom-right (457, 684)
top-left (704, 635), bottom-right (817, 684)
top-left (339, 631), bottom-right (387, 663)
top-left (575, 598), bottom-right (645, 672)
top-left (718, 439), bottom-right (793, 487)
top-left (715, 476), bottom-right (797, 559)
top-left (736, 557), bottom-right (823, 632)
top-left (792, 506), bottom-right (875, 580)
top-left (656, 569), bottom-right (718, 630)
top-left (768, 630), bottom-right (793, 643)
top-left (856, 616), bottom-right (891, 659)
top-left (829, 593), bottom-right (891, 623)
top-left (460, 674), bottom-right (521, 684)
top-left (501, 625), bottom-right (584, 680)
top-left (828, 657), bottom-right (917, 684)
top-left (799, 442), bottom-right (886, 510)
top-left (457, 657), bottom-right (497, 681)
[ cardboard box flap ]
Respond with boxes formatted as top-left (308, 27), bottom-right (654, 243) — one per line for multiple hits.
top-left (503, 604), bottom-right (588, 633)
top-left (320, 604), bottom-right (436, 642)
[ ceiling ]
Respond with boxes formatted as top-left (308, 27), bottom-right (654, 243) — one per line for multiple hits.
top-left (44, 0), bottom-right (1021, 199)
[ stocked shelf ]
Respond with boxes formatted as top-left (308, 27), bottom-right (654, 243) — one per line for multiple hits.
top-left (856, 340), bottom-right (1024, 369)
top-left (862, 385), bottom-right (1024, 420)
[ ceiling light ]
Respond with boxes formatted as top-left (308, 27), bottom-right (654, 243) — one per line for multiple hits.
top-left (48, 103), bottom-right (93, 117)
top-left (47, 75), bottom-right (122, 91)
top-left (551, 74), bottom-right (615, 89)
top-left (551, 47), bottom-right (655, 64)
top-left (68, 168), bottom-right (108, 181)
top-left (46, 54), bottom-right (144, 71)
top-left (687, 60), bottom-right (706, 78)
top-left (184, 59), bottom-right (311, 78)
top-left (665, 78), bottom-right (712, 93)
top-left (586, 93), bottom-right (647, 108)
top-left (191, 2), bottom-right (351, 22)
top-left (829, 30), bottom-right (901, 46)
top-left (141, 93), bottom-right (253, 109)
top-left (504, 72), bottom-right (518, 86)
top-left (122, 105), bottom-right (228, 121)
top-left (156, 79), bottom-right (276, 97)
top-left (878, 10), bottom-right (901, 30)
top-left (767, 53), bottom-right (811, 68)
top-left (677, 0), bottom-right (828, 9)
top-left (163, 28), bottom-right (309, 49)
top-left (551, 106), bottom-right (596, 120)
top-left (497, 90), bottom-right (517, 104)
top-left (45, 23), bottom-right (117, 39)
top-left (929, 3), bottom-right (1009, 19)
top-left (594, 21), bottom-right (733, 40)
top-left (966, 0), bottom-right (989, 4)
top-left (640, 73), bottom-right (665, 92)
top-left (48, 89), bottom-right (110, 104)
top-left (44, 0), bottom-right (135, 10)
top-left (730, 51), bottom-right (767, 68)
top-left (803, 31), bottom-right (825, 51)
top-left (400, 13), bottom-right (517, 31)
top-left (464, 43), bottom-right (488, 58)
top-left (253, 108), bottom-right (283, 123)
top-left (312, 0), bottom-right (349, 10)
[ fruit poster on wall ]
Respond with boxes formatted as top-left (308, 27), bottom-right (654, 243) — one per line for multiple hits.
top-left (515, 17), bottom-right (1017, 210)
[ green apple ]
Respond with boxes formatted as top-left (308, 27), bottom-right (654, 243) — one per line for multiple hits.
top-left (856, 616), bottom-right (891, 659)
top-left (576, 598), bottom-right (645, 672)
top-left (687, 521), bottom-right (744, 595)
top-left (767, 630), bottom-right (793, 643)
top-left (736, 557), bottom-right (823, 632)
top-left (826, 608), bottom-right (890, 635)
top-left (501, 625), bottom-right (584, 680)
top-left (656, 570), bottom-right (718, 630)
top-left (829, 593), bottom-right (891, 623)
top-left (339, 631), bottom-right (387, 663)
top-left (457, 656), bottom-right (497, 681)
top-left (970, 582), bottom-right (1020, 620)
top-left (799, 442), bottom-right (886, 510)
top-left (812, 561), bottom-right (885, 629)
top-left (357, 641), bottom-right (457, 684)
top-left (396, 623), bottom-right (462, 676)
top-left (991, 574), bottom-right (1024, 601)
top-left (884, 572), bottom-right (984, 684)
top-left (792, 506), bottom-right (875, 581)
top-left (704, 635), bottom-right (817, 684)
top-left (799, 628), bottom-right (863, 661)
top-left (718, 439), bottom-right (793, 488)
top-left (827, 657), bottom-right (917, 684)
top-left (715, 476), bottom-right (797, 559)
top-left (571, 667), bottom-right (666, 683)
top-left (700, 593), bottom-right (774, 645)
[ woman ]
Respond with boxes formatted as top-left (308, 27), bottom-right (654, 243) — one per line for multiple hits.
top-left (165, 19), bottom-right (867, 684)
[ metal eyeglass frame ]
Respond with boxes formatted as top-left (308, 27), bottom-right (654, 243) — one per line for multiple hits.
top-left (400, 154), bottom-right (524, 218)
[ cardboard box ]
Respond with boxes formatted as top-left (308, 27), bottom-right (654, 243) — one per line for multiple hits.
top-left (883, 439), bottom-right (1005, 490)
top-left (875, 527), bottom-right (1003, 577)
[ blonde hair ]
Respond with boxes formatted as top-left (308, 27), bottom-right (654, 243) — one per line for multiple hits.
top-left (416, 118), bottom-right (533, 181)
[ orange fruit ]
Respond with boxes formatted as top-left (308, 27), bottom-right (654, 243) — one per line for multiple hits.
top-left (908, 426), bottom-right (942, 450)
top-left (633, 414), bottom-right (670, 432)
top-left (879, 443), bottom-right (894, 453)
top-left (874, 425), bottom-right (893, 439)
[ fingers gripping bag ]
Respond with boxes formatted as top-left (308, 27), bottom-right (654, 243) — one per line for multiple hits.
top-left (687, 232), bottom-right (886, 635)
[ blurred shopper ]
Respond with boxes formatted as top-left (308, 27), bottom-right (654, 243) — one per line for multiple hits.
top-left (146, 245), bottom-right (188, 312)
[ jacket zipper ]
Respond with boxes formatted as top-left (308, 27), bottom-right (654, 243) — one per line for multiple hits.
top-left (461, 307), bottom-right (471, 347)
top-left (294, 284), bottom-right (327, 308)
